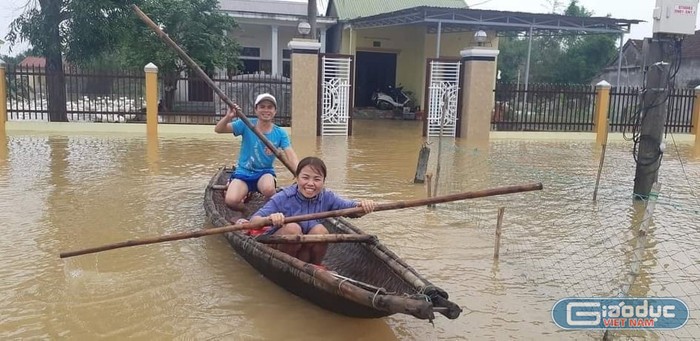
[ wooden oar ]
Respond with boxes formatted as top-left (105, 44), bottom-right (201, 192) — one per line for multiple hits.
top-left (130, 4), bottom-right (296, 175)
top-left (59, 182), bottom-right (542, 258)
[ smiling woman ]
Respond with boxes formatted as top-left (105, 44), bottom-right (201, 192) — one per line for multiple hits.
top-left (243, 156), bottom-right (376, 265)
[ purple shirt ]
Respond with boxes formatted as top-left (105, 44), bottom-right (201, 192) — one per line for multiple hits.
top-left (252, 184), bottom-right (358, 233)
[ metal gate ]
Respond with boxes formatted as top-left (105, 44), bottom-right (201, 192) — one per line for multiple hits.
top-left (319, 54), bottom-right (353, 136)
top-left (426, 59), bottom-right (461, 137)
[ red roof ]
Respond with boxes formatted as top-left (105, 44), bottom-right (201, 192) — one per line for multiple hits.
top-left (18, 56), bottom-right (46, 68)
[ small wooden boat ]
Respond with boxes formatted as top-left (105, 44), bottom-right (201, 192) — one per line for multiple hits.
top-left (203, 167), bottom-right (462, 321)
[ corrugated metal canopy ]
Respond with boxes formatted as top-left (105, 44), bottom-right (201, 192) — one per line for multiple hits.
top-left (330, 0), bottom-right (467, 21)
top-left (346, 6), bottom-right (642, 34)
top-left (219, 0), bottom-right (309, 16)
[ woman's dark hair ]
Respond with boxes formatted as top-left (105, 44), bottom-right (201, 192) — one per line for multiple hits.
top-left (296, 156), bottom-right (327, 178)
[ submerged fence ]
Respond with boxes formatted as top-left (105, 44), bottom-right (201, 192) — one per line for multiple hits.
top-left (608, 86), bottom-right (695, 134)
top-left (3, 66), bottom-right (697, 133)
top-left (4, 65), bottom-right (292, 126)
top-left (6, 64), bottom-right (145, 123)
top-left (494, 82), bottom-right (696, 133)
top-left (493, 82), bottom-right (597, 132)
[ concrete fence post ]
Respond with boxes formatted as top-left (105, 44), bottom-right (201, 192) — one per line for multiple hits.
top-left (288, 39), bottom-right (321, 137)
top-left (594, 80), bottom-right (611, 147)
top-left (691, 85), bottom-right (700, 136)
top-left (144, 63), bottom-right (159, 135)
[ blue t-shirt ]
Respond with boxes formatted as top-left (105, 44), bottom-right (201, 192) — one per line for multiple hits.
top-left (252, 184), bottom-right (358, 232)
top-left (232, 118), bottom-right (291, 178)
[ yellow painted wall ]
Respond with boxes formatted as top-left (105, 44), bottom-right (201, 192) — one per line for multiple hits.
top-left (351, 25), bottom-right (427, 102)
top-left (341, 25), bottom-right (499, 110)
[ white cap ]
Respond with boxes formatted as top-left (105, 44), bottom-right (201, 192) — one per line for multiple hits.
top-left (254, 93), bottom-right (277, 107)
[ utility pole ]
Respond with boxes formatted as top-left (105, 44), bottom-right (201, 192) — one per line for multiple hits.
top-left (633, 36), bottom-right (669, 198)
top-left (308, 0), bottom-right (317, 40)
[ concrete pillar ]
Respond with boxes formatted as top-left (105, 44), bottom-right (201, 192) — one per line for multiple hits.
top-left (144, 63), bottom-right (159, 135)
top-left (271, 26), bottom-right (279, 75)
top-left (288, 38), bottom-right (321, 137)
top-left (594, 80), bottom-right (611, 147)
top-left (320, 29), bottom-right (327, 53)
top-left (458, 47), bottom-right (499, 146)
top-left (0, 60), bottom-right (6, 133)
top-left (691, 85), bottom-right (700, 136)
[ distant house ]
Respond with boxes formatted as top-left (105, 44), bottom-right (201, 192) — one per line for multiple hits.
top-left (18, 56), bottom-right (47, 68)
top-left (591, 39), bottom-right (644, 87)
top-left (593, 31), bottom-right (700, 88)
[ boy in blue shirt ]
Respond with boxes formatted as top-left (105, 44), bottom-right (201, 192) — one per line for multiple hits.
top-left (215, 93), bottom-right (299, 211)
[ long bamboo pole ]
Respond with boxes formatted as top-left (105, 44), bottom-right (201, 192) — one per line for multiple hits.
top-left (59, 182), bottom-right (543, 258)
top-left (130, 5), bottom-right (295, 175)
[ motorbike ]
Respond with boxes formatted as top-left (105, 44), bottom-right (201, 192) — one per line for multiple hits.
top-left (371, 85), bottom-right (411, 110)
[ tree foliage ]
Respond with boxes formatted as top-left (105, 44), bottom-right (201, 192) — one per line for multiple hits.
top-left (497, 0), bottom-right (617, 85)
top-left (6, 0), bottom-right (240, 117)
top-left (113, 0), bottom-right (240, 110)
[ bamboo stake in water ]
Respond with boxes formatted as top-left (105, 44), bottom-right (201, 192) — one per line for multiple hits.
top-left (413, 143), bottom-right (431, 184)
top-left (493, 207), bottom-right (505, 260)
top-left (593, 119), bottom-right (611, 201)
top-left (593, 143), bottom-right (607, 201)
top-left (426, 173), bottom-right (434, 208)
top-left (432, 91), bottom-right (449, 205)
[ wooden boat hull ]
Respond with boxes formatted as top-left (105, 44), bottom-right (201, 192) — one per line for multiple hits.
top-left (203, 167), bottom-right (462, 321)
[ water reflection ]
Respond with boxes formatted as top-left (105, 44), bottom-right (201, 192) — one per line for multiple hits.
top-left (147, 134), bottom-right (160, 175)
top-left (0, 121), bottom-right (699, 340)
top-left (0, 132), bottom-right (7, 168)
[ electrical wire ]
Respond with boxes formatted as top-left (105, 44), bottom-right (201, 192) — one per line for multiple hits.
top-left (622, 37), bottom-right (683, 170)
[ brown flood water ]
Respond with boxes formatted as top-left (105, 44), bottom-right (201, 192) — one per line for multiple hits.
top-left (1, 120), bottom-right (699, 340)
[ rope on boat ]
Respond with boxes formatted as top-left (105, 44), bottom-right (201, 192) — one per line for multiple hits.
top-left (329, 272), bottom-right (387, 294)
top-left (337, 277), bottom-right (349, 292)
top-left (371, 287), bottom-right (383, 309)
top-left (417, 285), bottom-right (437, 302)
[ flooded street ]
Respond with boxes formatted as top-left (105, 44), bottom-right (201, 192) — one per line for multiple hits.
top-left (1, 120), bottom-right (699, 340)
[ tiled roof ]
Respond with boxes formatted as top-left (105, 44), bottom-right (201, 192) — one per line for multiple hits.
top-left (18, 56), bottom-right (46, 67)
top-left (329, 0), bottom-right (467, 20)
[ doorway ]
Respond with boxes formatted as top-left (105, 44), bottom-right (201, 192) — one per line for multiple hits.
top-left (354, 51), bottom-right (397, 107)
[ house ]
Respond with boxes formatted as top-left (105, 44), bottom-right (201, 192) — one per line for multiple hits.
top-left (219, 0), bottom-right (337, 77)
top-left (591, 39), bottom-right (644, 87)
top-left (324, 0), bottom-right (471, 108)
top-left (593, 31), bottom-right (700, 88)
top-left (217, 0), bottom-right (474, 110)
top-left (180, 0), bottom-right (637, 136)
